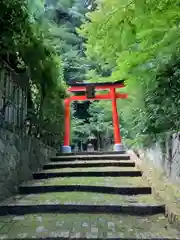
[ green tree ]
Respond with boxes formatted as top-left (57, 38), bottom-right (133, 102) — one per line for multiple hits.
top-left (78, 0), bottom-right (180, 147)
top-left (0, 0), bottom-right (66, 147)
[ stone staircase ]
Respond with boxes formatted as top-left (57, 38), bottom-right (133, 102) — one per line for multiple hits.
top-left (0, 152), bottom-right (179, 239)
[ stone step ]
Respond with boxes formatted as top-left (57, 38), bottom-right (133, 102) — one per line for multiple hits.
top-left (20, 176), bottom-right (150, 195)
top-left (57, 151), bottom-right (126, 156)
top-left (19, 185), bottom-right (151, 195)
top-left (0, 193), bottom-right (164, 216)
top-left (20, 176), bottom-right (149, 188)
top-left (0, 213), bottom-right (178, 239)
top-left (43, 161), bottom-right (135, 170)
top-left (1, 192), bottom-right (161, 206)
top-left (33, 168), bottom-right (142, 179)
top-left (51, 154), bottom-right (130, 162)
top-left (0, 203), bottom-right (165, 216)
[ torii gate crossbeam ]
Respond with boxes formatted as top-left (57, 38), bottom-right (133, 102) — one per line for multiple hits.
top-left (62, 80), bottom-right (128, 153)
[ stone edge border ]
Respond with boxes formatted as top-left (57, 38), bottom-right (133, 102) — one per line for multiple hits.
top-left (128, 150), bottom-right (180, 230)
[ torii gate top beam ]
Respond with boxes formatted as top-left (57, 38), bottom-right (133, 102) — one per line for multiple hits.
top-left (68, 80), bottom-right (125, 92)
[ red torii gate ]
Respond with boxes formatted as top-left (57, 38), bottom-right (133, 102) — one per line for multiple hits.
top-left (62, 80), bottom-right (128, 153)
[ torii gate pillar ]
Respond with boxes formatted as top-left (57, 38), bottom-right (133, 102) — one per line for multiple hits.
top-left (62, 98), bottom-right (71, 153)
top-left (111, 88), bottom-right (123, 151)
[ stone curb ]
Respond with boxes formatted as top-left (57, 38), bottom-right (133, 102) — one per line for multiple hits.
top-left (128, 150), bottom-right (180, 230)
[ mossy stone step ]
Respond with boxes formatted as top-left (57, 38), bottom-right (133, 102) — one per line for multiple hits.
top-left (57, 150), bottom-right (126, 155)
top-left (43, 161), bottom-right (135, 169)
top-left (20, 176), bottom-right (151, 195)
top-left (20, 176), bottom-right (149, 188)
top-left (39, 167), bottom-right (137, 173)
top-left (0, 192), bottom-right (165, 215)
top-left (2, 192), bottom-right (162, 206)
top-left (47, 160), bottom-right (133, 164)
top-left (51, 154), bottom-right (130, 162)
top-left (0, 204), bottom-right (165, 216)
top-left (19, 185), bottom-right (151, 195)
top-left (0, 213), bottom-right (179, 239)
top-left (33, 167), bottom-right (142, 179)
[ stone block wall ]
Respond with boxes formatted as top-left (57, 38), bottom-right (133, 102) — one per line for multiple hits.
top-left (0, 128), bottom-right (56, 202)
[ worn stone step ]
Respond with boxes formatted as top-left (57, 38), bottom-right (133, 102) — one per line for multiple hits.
top-left (20, 176), bottom-right (150, 195)
top-left (19, 185), bottom-right (151, 195)
top-left (0, 213), bottom-right (179, 239)
top-left (57, 151), bottom-right (126, 156)
top-left (1, 193), bottom-right (162, 206)
top-left (39, 167), bottom-right (137, 172)
top-left (43, 161), bottom-right (135, 170)
top-left (51, 154), bottom-right (130, 162)
top-left (20, 176), bottom-right (148, 188)
top-left (0, 193), bottom-right (164, 216)
top-left (33, 168), bottom-right (142, 179)
top-left (0, 204), bottom-right (165, 216)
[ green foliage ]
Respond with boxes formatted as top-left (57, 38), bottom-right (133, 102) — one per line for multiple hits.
top-left (78, 0), bottom-right (180, 147)
top-left (44, 0), bottom-right (92, 84)
top-left (144, 56), bottom-right (180, 133)
top-left (88, 101), bottom-right (113, 134)
top-left (71, 106), bottom-right (90, 143)
top-left (0, 0), bottom-right (67, 146)
top-left (0, 0), bottom-right (29, 55)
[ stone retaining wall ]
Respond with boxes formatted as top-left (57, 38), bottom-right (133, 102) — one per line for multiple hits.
top-left (0, 128), bottom-right (56, 202)
top-left (138, 132), bottom-right (180, 182)
top-left (129, 150), bottom-right (180, 229)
